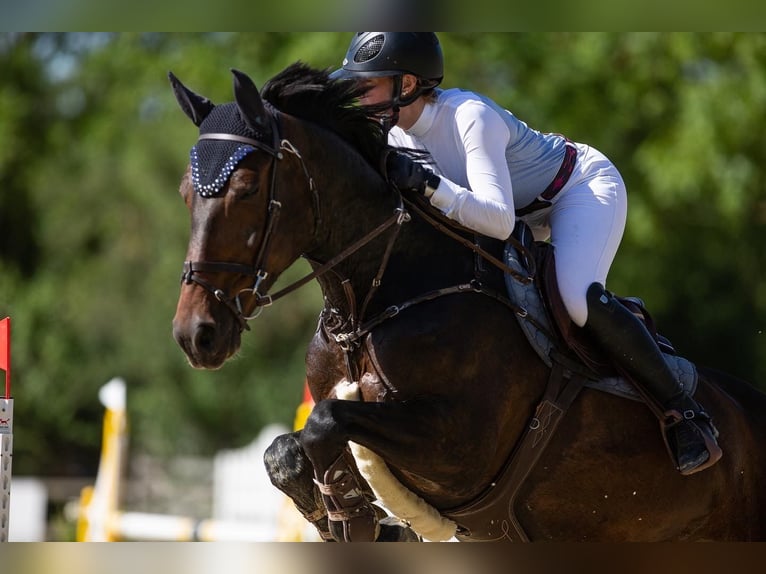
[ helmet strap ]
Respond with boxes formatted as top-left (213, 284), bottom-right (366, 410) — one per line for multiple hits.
top-left (377, 74), bottom-right (425, 134)
top-left (380, 75), bottom-right (403, 135)
top-left (393, 74), bottom-right (424, 107)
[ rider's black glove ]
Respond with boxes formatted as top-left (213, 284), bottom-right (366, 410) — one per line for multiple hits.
top-left (385, 151), bottom-right (441, 197)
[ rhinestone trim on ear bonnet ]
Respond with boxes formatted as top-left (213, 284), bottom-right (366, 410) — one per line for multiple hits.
top-left (190, 102), bottom-right (269, 197)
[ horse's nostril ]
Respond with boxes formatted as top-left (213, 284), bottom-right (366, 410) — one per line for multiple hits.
top-left (194, 323), bottom-right (217, 354)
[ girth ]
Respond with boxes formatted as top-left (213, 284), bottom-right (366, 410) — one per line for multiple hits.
top-left (442, 354), bottom-right (587, 541)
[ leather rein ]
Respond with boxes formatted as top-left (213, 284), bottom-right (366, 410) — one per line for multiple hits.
top-left (181, 115), bottom-right (536, 334)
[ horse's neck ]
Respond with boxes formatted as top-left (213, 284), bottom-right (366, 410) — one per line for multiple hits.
top-left (310, 179), bottom-right (476, 324)
top-left (289, 121), bottom-right (477, 324)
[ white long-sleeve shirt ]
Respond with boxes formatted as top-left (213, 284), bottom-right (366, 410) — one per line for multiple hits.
top-left (388, 88), bottom-right (570, 240)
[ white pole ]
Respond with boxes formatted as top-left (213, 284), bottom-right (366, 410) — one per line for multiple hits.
top-left (0, 397), bottom-right (13, 542)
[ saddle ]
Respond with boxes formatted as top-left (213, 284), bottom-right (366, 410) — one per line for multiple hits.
top-left (503, 221), bottom-right (697, 403)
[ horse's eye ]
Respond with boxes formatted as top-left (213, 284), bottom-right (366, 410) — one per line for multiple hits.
top-left (229, 171), bottom-right (259, 197)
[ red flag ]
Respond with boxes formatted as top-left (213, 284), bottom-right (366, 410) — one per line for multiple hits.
top-left (0, 317), bottom-right (9, 398)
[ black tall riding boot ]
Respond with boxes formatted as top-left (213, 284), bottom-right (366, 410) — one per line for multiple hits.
top-left (584, 282), bottom-right (722, 475)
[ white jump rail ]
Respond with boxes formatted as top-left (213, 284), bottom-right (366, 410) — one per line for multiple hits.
top-left (76, 377), bottom-right (308, 542)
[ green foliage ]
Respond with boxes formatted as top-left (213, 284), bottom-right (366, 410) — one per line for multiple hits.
top-left (1, 33), bottom-right (764, 476)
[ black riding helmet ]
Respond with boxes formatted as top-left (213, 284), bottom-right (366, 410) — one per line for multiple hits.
top-left (330, 32), bottom-right (443, 108)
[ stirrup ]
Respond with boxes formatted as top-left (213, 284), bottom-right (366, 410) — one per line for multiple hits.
top-left (315, 453), bottom-right (381, 541)
top-left (661, 408), bottom-right (722, 476)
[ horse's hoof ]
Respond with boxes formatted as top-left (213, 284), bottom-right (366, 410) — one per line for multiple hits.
top-left (377, 517), bottom-right (421, 542)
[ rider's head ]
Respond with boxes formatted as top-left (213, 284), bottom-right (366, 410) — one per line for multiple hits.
top-left (330, 33), bottom-right (443, 109)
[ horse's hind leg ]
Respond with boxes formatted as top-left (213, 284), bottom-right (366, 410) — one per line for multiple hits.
top-left (263, 431), bottom-right (333, 541)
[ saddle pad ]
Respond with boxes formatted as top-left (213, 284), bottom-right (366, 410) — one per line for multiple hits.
top-left (502, 241), bottom-right (698, 401)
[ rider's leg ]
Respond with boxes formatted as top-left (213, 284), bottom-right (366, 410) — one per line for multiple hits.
top-left (548, 144), bottom-right (720, 475)
top-left (584, 282), bottom-right (722, 474)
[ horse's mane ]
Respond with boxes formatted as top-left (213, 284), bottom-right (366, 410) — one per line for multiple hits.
top-left (261, 62), bottom-right (389, 173)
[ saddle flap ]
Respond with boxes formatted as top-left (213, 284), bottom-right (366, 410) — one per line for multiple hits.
top-left (504, 220), bottom-right (689, 387)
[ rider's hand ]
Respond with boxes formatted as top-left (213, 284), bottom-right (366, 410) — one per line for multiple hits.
top-left (385, 151), bottom-right (441, 197)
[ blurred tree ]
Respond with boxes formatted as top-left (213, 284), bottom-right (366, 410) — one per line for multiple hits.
top-left (0, 33), bottom-right (47, 278)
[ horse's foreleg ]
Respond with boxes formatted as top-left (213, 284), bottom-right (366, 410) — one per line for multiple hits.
top-left (264, 430), bottom-right (419, 542)
top-left (263, 431), bottom-right (333, 541)
top-left (301, 397), bottom-right (465, 542)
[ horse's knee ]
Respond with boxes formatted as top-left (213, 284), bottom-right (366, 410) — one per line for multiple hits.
top-left (263, 432), bottom-right (313, 491)
top-left (300, 399), bottom-right (346, 459)
top-left (264, 431), bottom-right (335, 541)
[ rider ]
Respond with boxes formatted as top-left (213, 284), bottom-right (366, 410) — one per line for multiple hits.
top-left (330, 32), bottom-right (722, 476)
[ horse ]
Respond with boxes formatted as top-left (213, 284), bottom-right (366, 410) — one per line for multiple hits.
top-left (169, 62), bottom-right (766, 541)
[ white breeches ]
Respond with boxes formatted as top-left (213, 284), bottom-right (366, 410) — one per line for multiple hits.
top-left (522, 143), bottom-right (627, 327)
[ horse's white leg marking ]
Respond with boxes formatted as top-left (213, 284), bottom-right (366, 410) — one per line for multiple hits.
top-left (334, 380), bottom-right (457, 542)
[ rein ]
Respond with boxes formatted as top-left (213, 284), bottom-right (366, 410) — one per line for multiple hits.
top-left (402, 196), bottom-right (535, 284)
top-left (328, 198), bottom-right (542, 353)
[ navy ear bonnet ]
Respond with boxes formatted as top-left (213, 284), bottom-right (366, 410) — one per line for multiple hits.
top-left (190, 102), bottom-right (270, 197)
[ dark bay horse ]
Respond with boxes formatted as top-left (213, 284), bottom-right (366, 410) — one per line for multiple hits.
top-left (169, 63), bottom-right (766, 541)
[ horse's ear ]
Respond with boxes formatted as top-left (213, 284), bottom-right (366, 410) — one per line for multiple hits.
top-left (168, 71), bottom-right (215, 127)
top-left (231, 69), bottom-right (271, 133)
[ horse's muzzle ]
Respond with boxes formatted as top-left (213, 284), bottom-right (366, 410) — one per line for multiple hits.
top-left (172, 313), bottom-right (240, 369)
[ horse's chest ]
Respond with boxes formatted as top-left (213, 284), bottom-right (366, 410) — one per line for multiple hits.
top-left (307, 333), bottom-right (392, 403)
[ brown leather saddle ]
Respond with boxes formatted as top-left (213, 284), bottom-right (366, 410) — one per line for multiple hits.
top-left (527, 228), bottom-right (667, 371)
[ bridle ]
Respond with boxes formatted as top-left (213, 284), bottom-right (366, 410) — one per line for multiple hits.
top-left (180, 112), bottom-right (411, 333)
top-left (181, 112), bottom-right (305, 332)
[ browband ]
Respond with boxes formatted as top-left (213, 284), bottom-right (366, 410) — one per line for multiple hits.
top-left (198, 132), bottom-right (280, 157)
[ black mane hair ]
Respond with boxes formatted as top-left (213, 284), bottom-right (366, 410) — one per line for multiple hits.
top-left (260, 62), bottom-right (390, 173)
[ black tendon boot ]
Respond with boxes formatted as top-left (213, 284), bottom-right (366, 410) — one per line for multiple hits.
top-left (584, 282), bottom-right (722, 475)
